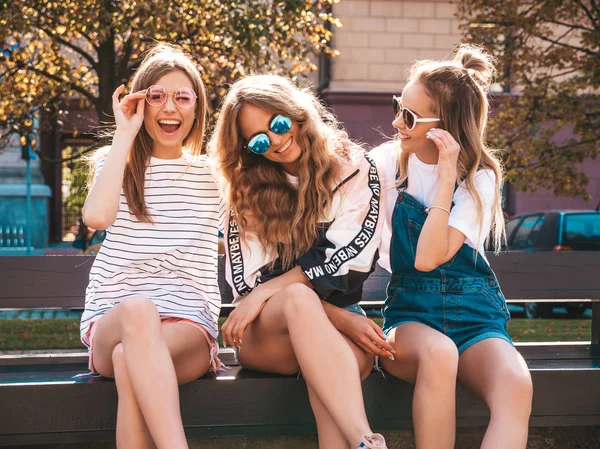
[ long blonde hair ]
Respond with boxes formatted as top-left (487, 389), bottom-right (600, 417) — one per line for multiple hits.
top-left (397, 44), bottom-right (505, 253)
top-left (209, 74), bottom-right (358, 269)
top-left (93, 44), bottom-right (207, 222)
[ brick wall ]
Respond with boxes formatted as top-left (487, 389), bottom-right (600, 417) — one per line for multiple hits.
top-left (330, 0), bottom-right (462, 92)
top-left (323, 0), bottom-right (464, 147)
top-left (323, 0), bottom-right (599, 212)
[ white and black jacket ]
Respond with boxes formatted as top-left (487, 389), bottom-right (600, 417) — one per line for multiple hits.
top-left (225, 153), bottom-right (382, 308)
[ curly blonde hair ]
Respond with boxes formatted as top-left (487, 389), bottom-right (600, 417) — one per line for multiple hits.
top-left (209, 75), bottom-right (359, 269)
top-left (396, 44), bottom-right (506, 253)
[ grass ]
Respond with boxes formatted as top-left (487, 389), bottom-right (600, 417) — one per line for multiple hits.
top-left (0, 319), bottom-right (84, 351)
top-left (507, 318), bottom-right (591, 342)
top-left (0, 318), bottom-right (228, 351)
top-left (0, 317), bottom-right (592, 351)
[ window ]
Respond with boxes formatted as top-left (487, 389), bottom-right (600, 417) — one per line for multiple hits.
top-left (505, 217), bottom-right (521, 244)
top-left (563, 213), bottom-right (600, 250)
top-left (511, 214), bottom-right (544, 249)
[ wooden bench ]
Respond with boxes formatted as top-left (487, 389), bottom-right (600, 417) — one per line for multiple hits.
top-left (1, 252), bottom-right (599, 446)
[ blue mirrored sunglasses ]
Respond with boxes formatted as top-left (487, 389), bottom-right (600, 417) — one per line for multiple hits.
top-left (244, 114), bottom-right (293, 154)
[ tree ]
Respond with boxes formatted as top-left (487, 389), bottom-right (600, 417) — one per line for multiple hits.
top-left (457, 0), bottom-right (599, 199)
top-left (0, 0), bottom-right (340, 155)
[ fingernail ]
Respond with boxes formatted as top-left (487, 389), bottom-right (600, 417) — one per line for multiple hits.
top-left (430, 128), bottom-right (436, 131)
top-left (388, 355), bottom-right (395, 361)
top-left (391, 349), bottom-right (397, 355)
top-left (239, 338), bottom-right (243, 344)
top-left (237, 345), bottom-right (241, 352)
top-left (426, 133), bottom-right (431, 138)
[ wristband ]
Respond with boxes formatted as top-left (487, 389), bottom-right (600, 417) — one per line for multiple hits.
top-left (425, 205), bottom-right (451, 215)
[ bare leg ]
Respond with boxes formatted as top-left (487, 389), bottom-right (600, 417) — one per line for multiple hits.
top-left (91, 297), bottom-right (208, 449)
top-left (381, 323), bottom-right (458, 449)
top-left (308, 335), bottom-right (375, 449)
top-left (112, 343), bottom-right (156, 449)
top-left (107, 320), bottom-right (211, 449)
top-left (238, 284), bottom-right (377, 448)
top-left (458, 338), bottom-right (532, 449)
top-left (161, 321), bottom-right (211, 385)
top-left (308, 384), bottom-right (349, 449)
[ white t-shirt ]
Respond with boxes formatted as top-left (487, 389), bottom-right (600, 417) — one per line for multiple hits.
top-left (80, 151), bottom-right (226, 344)
top-left (370, 142), bottom-right (496, 272)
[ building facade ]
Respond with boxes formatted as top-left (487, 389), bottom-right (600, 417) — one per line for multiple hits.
top-left (1, 0), bottom-right (597, 249)
top-left (325, 0), bottom-right (599, 215)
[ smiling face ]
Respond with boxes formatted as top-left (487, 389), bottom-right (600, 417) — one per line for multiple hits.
top-left (143, 70), bottom-right (196, 158)
top-left (393, 81), bottom-right (440, 163)
top-left (238, 103), bottom-right (302, 176)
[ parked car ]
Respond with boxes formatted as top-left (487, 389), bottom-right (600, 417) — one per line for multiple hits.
top-left (504, 210), bottom-right (600, 318)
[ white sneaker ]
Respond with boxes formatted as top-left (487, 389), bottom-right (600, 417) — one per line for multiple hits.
top-left (357, 433), bottom-right (388, 449)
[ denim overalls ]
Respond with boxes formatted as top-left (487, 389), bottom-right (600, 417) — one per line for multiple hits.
top-left (383, 180), bottom-right (512, 354)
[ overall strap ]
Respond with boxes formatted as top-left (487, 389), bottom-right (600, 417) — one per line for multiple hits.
top-left (451, 182), bottom-right (459, 209)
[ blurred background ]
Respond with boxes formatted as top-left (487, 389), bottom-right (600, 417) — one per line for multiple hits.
top-left (0, 0), bottom-right (598, 331)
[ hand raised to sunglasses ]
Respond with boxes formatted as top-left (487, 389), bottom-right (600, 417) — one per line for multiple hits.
top-left (112, 85), bottom-right (146, 136)
top-left (426, 128), bottom-right (460, 183)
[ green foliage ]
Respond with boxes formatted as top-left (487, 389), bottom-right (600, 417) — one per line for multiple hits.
top-left (0, 0), bottom-right (340, 153)
top-left (457, 0), bottom-right (599, 198)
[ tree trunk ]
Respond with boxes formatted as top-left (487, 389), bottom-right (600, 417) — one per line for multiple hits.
top-left (94, 0), bottom-right (118, 127)
top-left (95, 36), bottom-right (117, 126)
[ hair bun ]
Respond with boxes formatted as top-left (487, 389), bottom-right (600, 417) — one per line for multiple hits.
top-left (453, 44), bottom-right (495, 90)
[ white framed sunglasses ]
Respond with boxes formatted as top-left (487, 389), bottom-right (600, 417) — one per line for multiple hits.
top-left (393, 95), bottom-right (440, 130)
top-left (145, 85), bottom-right (197, 109)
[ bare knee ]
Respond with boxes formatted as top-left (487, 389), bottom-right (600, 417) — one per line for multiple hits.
top-left (111, 343), bottom-right (126, 374)
top-left (510, 370), bottom-right (533, 411)
top-left (418, 337), bottom-right (459, 380)
top-left (490, 368), bottom-right (533, 416)
top-left (282, 283), bottom-right (321, 320)
top-left (118, 296), bottom-right (161, 338)
top-left (95, 343), bottom-right (126, 379)
top-left (283, 283), bottom-right (316, 301)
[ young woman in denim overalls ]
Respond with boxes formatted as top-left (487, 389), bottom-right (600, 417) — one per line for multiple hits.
top-left (371, 45), bottom-right (533, 449)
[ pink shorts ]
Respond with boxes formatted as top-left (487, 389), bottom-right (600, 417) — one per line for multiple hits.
top-left (84, 316), bottom-right (221, 374)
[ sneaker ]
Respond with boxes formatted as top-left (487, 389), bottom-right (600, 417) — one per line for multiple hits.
top-left (357, 433), bottom-right (387, 449)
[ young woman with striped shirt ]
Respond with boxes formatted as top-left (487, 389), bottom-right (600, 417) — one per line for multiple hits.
top-left (80, 45), bottom-right (224, 449)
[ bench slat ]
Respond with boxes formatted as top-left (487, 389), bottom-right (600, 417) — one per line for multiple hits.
top-left (1, 359), bottom-right (599, 446)
top-left (2, 252), bottom-right (600, 309)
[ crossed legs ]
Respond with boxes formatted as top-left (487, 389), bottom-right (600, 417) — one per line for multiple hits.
top-left (237, 283), bottom-right (376, 449)
top-left (91, 297), bottom-right (212, 449)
